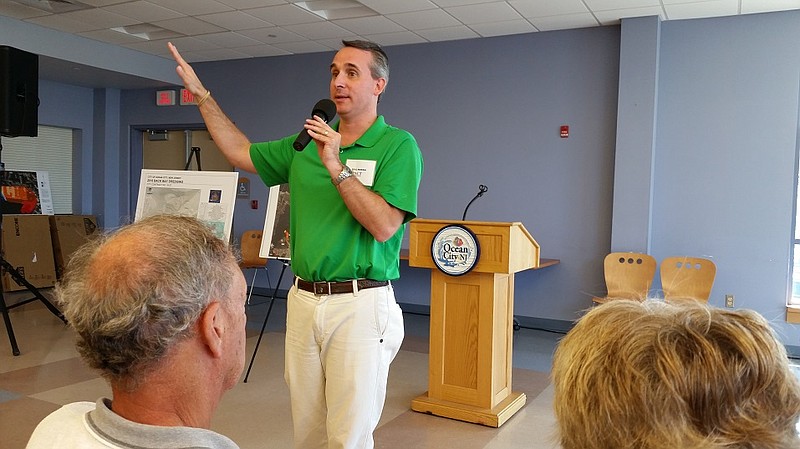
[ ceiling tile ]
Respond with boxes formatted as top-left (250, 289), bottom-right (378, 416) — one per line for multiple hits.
top-left (77, 0), bottom-right (132, 6)
top-left (151, 16), bottom-right (227, 35)
top-left (362, 30), bottom-right (427, 46)
top-left (664, 0), bottom-right (738, 20)
top-left (416, 24), bottom-right (479, 41)
top-left (740, 0), bottom-right (800, 14)
top-left (217, 0), bottom-right (286, 8)
top-left (25, 13), bottom-right (100, 33)
top-left (0, 2), bottom-right (52, 19)
top-left (79, 28), bottom-right (153, 44)
top-left (357, 0), bottom-right (439, 14)
top-left (583, 0), bottom-right (660, 12)
top-left (332, 15), bottom-right (406, 35)
top-left (271, 40), bottom-right (336, 54)
top-left (235, 44), bottom-right (293, 57)
top-left (162, 35), bottom-right (221, 52)
top-left (284, 20), bottom-right (357, 39)
top-left (194, 31), bottom-right (264, 47)
top-left (529, 12), bottom-right (599, 31)
top-left (180, 47), bottom-right (251, 62)
top-left (198, 10), bottom-right (275, 30)
top-left (470, 18), bottom-right (536, 36)
top-left (123, 38), bottom-right (177, 56)
top-left (445, 2), bottom-right (523, 24)
top-left (432, 0), bottom-right (500, 6)
top-left (386, 9), bottom-right (461, 30)
top-left (238, 26), bottom-right (308, 44)
top-left (61, 7), bottom-right (140, 29)
top-left (103, 1), bottom-right (184, 23)
top-left (142, 0), bottom-right (233, 15)
top-left (246, 4), bottom-right (326, 26)
top-left (317, 37), bottom-right (360, 48)
top-left (509, 0), bottom-right (588, 17)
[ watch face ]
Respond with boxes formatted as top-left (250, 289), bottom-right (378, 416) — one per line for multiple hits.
top-left (431, 224), bottom-right (480, 276)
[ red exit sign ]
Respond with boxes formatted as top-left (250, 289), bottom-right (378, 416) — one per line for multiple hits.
top-left (155, 90), bottom-right (175, 106)
top-left (180, 88), bottom-right (195, 105)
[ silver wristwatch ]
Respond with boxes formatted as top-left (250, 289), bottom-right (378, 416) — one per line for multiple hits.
top-left (332, 165), bottom-right (353, 186)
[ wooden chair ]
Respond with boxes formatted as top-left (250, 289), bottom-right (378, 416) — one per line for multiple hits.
top-left (592, 252), bottom-right (657, 304)
top-left (660, 256), bottom-right (716, 302)
top-left (240, 229), bottom-right (270, 304)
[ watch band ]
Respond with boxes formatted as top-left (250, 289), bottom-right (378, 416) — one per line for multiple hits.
top-left (332, 165), bottom-right (353, 186)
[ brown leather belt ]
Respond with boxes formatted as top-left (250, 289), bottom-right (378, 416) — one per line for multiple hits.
top-left (296, 278), bottom-right (389, 295)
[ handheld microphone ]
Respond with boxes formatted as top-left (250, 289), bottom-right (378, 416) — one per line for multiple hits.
top-left (462, 184), bottom-right (488, 221)
top-left (293, 99), bottom-right (337, 151)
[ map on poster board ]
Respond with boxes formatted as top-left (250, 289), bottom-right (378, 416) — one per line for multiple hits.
top-left (135, 169), bottom-right (238, 241)
top-left (260, 183), bottom-right (290, 260)
top-left (1, 170), bottom-right (54, 215)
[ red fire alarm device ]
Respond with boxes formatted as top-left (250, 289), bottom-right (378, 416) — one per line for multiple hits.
top-left (156, 90), bottom-right (176, 106)
top-left (251, 200), bottom-right (258, 209)
top-left (180, 88), bottom-right (195, 105)
top-left (560, 125), bottom-right (569, 138)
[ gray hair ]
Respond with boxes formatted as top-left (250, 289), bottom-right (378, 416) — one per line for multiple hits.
top-left (56, 215), bottom-right (240, 391)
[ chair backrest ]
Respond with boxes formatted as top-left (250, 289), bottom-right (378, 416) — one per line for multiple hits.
top-left (240, 230), bottom-right (267, 269)
top-left (660, 256), bottom-right (716, 302)
top-left (603, 252), bottom-right (657, 301)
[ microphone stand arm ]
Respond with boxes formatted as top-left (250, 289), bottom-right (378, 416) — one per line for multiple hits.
top-left (461, 184), bottom-right (488, 221)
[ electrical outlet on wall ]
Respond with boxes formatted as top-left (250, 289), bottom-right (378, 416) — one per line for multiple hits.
top-left (725, 294), bottom-right (734, 308)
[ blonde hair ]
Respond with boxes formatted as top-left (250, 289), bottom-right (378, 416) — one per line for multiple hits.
top-left (552, 299), bottom-right (800, 449)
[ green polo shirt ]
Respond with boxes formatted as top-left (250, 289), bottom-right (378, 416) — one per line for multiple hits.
top-left (250, 115), bottom-right (423, 281)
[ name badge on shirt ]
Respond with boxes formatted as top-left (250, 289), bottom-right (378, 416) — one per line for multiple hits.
top-left (346, 159), bottom-right (376, 187)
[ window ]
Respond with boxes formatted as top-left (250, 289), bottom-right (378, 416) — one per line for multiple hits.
top-left (2, 125), bottom-right (73, 214)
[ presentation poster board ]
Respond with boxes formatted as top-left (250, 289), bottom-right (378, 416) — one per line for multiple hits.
top-left (1, 170), bottom-right (54, 215)
top-left (260, 183), bottom-right (290, 260)
top-left (135, 169), bottom-right (238, 241)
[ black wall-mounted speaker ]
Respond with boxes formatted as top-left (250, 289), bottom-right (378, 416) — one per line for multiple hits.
top-left (0, 46), bottom-right (38, 138)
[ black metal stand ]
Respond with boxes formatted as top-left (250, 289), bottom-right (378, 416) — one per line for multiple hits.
top-left (184, 146), bottom-right (202, 171)
top-left (243, 260), bottom-right (289, 383)
top-left (0, 136), bottom-right (67, 356)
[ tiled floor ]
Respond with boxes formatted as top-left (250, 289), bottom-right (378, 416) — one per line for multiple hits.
top-left (0, 290), bottom-right (562, 449)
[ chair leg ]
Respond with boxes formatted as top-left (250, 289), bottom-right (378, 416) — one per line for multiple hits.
top-left (247, 269), bottom-right (258, 305)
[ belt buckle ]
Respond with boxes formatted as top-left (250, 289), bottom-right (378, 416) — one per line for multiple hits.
top-left (313, 281), bottom-right (331, 295)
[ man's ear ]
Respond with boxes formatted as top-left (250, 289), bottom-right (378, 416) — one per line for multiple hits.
top-left (374, 77), bottom-right (386, 97)
top-left (198, 301), bottom-right (224, 358)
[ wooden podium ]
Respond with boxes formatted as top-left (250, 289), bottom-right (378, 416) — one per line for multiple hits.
top-left (407, 219), bottom-right (540, 427)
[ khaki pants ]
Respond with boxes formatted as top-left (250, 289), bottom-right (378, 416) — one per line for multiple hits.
top-left (284, 282), bottom-right (404, 449)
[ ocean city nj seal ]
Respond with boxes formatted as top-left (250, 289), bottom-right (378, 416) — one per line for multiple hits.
top-left (431, 224), bottom-right (480, 276)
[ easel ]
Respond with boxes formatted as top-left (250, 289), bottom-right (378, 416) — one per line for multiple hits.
top-left (0, 136), bottom-right (67, 356)
top-left (184, 146), bottom-right (202, 171)
top-left (243, 258), bottom-right (289, 382)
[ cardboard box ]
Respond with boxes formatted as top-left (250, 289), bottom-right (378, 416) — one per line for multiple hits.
top-left (2, 215), bottom-right (57, 292)
top-left (49, 215), bottom-right (99, 279)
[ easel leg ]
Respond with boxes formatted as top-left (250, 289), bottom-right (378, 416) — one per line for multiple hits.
top-left (243, 261), bottom-right (288, 383)
top-left (0, 289), bottom-right (20, 356)
top-left (0, 257), bottom-right (67, 356)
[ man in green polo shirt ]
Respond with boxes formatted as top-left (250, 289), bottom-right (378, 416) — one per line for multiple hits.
top-left (169, 40), bottom-right (423, 449)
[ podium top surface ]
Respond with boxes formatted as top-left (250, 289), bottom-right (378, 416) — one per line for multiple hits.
top-left (407, 219), bottom-right (541, 274)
